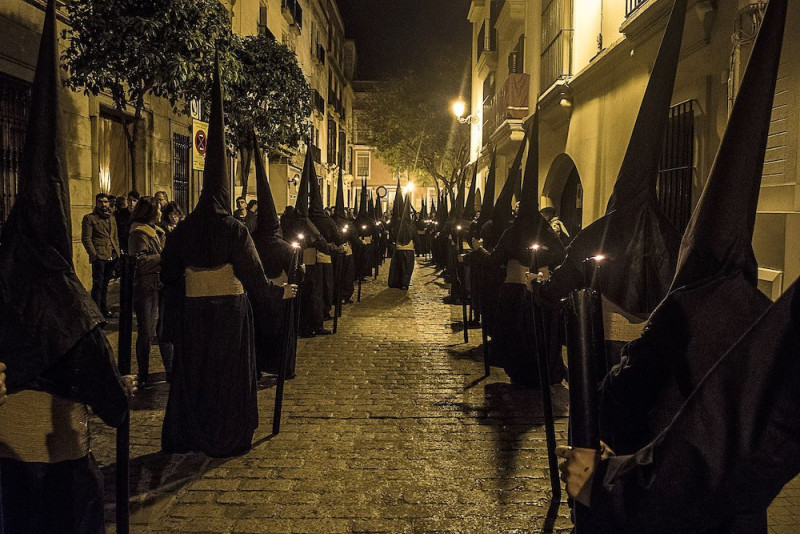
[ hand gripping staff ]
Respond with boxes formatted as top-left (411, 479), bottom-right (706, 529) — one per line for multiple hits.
top-left (273, 245), bottom-right (301, 434)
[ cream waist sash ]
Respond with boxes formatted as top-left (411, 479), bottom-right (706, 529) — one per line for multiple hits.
top-left (505, 260), bottom-right (528, 285)
top-left (185, 264), bottom-right (244, 297)
top-left (602, 297), bottom-right (647, 342)
top-left (317, 251), bottom-right (332, 264)
top-left (361, 236), bottom-right (372, 245)
top-left (396, 241), bottom-right (415, 251)
top-left (0, 390), bottom-right (89, 463)
top-left (303, 247), bottom-right (317, 265)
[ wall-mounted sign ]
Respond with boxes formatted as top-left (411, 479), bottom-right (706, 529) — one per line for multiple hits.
top-left (192, 119), bottom-right (208, 171)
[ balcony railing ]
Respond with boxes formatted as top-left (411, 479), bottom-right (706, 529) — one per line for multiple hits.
top-left (476, 21), bottom-right (497, 62)
top-left (482, 73), bottom-right (529, 141)
top-left (626, 0), bottom-right (649, 17)
top-left (540, 0), bottom-right (573, 92)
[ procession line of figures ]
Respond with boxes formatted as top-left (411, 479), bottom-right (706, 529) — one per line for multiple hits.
top-left (1, 0), bottom-right (800, 533)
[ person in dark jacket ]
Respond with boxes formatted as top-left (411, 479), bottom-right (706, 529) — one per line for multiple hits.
top-left (82, 193), bottom-right (121, 317)
top-left (129, 196), bottom-right (169, 388)
top-left (115, 190), bottom-right (139, 255)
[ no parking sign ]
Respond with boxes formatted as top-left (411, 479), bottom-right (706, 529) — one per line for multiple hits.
top-left (192, 119), bottom-right (208, 171)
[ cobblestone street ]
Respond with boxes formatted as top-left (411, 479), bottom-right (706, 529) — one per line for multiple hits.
top-left (93, 259), bottom-right (800, 533)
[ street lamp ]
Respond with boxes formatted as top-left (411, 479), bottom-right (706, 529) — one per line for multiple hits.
top-left (452, 99), bottom-right (478, 125)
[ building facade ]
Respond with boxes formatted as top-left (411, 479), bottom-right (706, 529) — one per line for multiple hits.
top-left (467, 0), bottom-right (799, 298)
top-left (0, 0), bottom-right (355, 286)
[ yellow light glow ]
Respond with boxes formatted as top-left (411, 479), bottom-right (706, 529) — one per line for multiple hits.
top-left (530, 244), bottom-right (540, 251)
top-left (592, 254), bottom-right (605, 262)
top-left (298, 233), bottom-right (305, 240)
top-left (291, 242), bottom-right (300, 248)
top-left (361, 225), bottom-right (367, 230)
top-left (452, 100), bottom-right (466, 118)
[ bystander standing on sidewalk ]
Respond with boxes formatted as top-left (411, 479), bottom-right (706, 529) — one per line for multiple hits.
top-left (82, 193), bottom-right (121, 317)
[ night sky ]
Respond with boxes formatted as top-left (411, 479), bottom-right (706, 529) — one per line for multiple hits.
top-left (337, 0), bottom-right (472, 82)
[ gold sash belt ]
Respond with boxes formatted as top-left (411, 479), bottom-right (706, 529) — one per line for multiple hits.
top-left (602, 297), bottom-right (647, 342)
top-left (185, 264), bottom-right (244, 297)
top-left (396, 241), bottom-right (415, 251)
top-left (317, 251), bottom-right (332, 264)
top-left (303, 247), bottom-right (317, 265)
top-left (361, 236), bottom-right (373, 245)
top-left (505, 260), bottom-right (528, 285)
top-left (0, 390), bottom-right (89, 463)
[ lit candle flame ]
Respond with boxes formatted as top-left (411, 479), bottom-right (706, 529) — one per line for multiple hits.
top-left (456, 225), bottom-right (462, 231)
top-left (291, 242), bottom-right (300, 248)
top-left (592, 254), bottom-right (605, 262)
top-left (298, 233), bottom-right (305, 240)
top-left (530, 244), bottom-right (540, 251)
top-left (361, 225), bottom-right (367, 230)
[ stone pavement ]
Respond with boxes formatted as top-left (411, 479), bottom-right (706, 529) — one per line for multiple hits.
top-left (93, 259), bottom-right (800, 533)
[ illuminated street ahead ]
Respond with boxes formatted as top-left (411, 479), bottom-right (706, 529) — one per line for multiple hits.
top-left (93, 260), bottom-right (799, 533)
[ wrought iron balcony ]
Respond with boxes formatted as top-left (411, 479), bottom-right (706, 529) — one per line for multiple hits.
top-left (540, 0), bottom-right (573, 92)
top-left (626, 0), bottom-right (650, 17)
top-left (476, 21), bottom-right (497, 62)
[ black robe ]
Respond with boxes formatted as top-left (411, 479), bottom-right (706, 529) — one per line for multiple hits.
top-left (586, 278), bottom-right (800, 534)
top-left (251, 236), bottom-right (296, 376)
top-left (160, 212), bottom-right (282, 457)
top-left (481, 223), bottom-right (565, 386)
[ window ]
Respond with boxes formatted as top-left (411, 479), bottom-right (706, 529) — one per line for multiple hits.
top-left (173, 133), bottom-right (190, 213)
top-left (657, 100), bottom-right (695, 232)
top-left (540, 0), bottom-right (574, 91)
top-left (0, 73), bottom-right (30, 229)
top-left (258, 2), bottom-right (270, 37)
top-left (356, 153), bottom-right (370, 179)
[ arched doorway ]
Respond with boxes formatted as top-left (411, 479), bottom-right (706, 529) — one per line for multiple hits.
top-left (543, 154), bottom-right (583, 238)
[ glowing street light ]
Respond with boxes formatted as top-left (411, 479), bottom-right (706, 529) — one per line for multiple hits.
top-left (452, 99), bottom-right (466, 119)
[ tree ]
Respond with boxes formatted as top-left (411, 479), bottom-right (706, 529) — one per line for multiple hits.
top-left (62, 0), bottom-right (236, 191)
top-left (359, 62), bottom-right (471, 198)
top-left (224, 34), bottom-right (312, 196)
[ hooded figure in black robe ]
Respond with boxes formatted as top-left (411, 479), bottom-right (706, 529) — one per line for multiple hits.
top-left (445, 166), bottom-right (472, 302)
top-left (0, 1), bottom-right (129, 529)
top-left (477, 139), bottom-right (526, 350)
top-left (432, 191), bottom-right (449, 269)
top-left (572, 0), bottom-right (800, 533)
top-left (593, 4), bottom-right (787, 530)
top-left (540, 0), bottom-right (687, 363)
top-left (250, 138), bottom-right (298, 377)
top-left (389, 177), bottom-right (403, 255)
top-left (388, 194), bottom-right (416, 289)
top-left (414, 200), bottom-right (429, 256)
top-left (476, 115), bottom-right (565, 385)
top-left (160, 56), bottom-right (285, 457)
top-left (290, 150), bottom-right (332, 337)
top-left (332, 167), bottom-right (356, 303)
top-left (467, 152), bottom-right (497, 330)
top-left (354, 179), bottom-right (373, 280)
top-left (308, 159), bottom-right (342, 323)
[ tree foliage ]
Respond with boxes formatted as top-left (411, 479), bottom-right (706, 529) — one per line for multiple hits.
top-left (62, 0), bottom-right (236, 190)
top-left (225, 34), bottom-right (311, 156)
top-left (360, 64), bottom-right (471, 196)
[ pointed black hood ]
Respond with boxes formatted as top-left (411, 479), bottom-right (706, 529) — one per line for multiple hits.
top-left (253, 136), bottom-right (282, 240)
top-left (542, 0), bottom-right (687, 316)
top-left (334, 166), bottom-right (346, 219)
top-left (491, 128), bottom-right (528, 231)
top-left (0, 0), bottom-right (108, 393)
top-left (195, 52), bottom-right (231, 217)
top-left (462, 162), bottom-right (478, 221)
top-left (420, 199), bottom-right (428, 220)
top-left (598, 0), bottom-right (787, 455)
top-left (294, 149), bottom-right (312, 218)
top-left (251, 139), bottom-right (295, 279)
top-left (352, 185), bottom-right (359, 216)
top-left (308, 158), bottom-right (327, 221)
top-left (367, 191), bottom-right (376, 223)
top-left (671, 0), bottom-right (784, 289)
top-left (606, 0), bottom-right (688, 213)
top-left (397, 191), bottom-right (415, 244)
top-left (392, 177), bottom-right (403, 222)
top-left (504, 113), bottom-right (565, 266)
top-left (476, 151), bottom-right (497, 230)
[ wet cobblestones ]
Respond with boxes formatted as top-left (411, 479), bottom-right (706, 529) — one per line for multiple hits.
top-left (93, 259), bottom-right (800, 533)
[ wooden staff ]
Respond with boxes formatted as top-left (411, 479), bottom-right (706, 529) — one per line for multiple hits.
top-left (563, 256), bottom-right (605, 531)
top-left (478, 259), bottom-right (491, 377)
top-left (457, 226), bottom-right (469, 343)
top-left (527, 245), bottom-right (560, 500)
top-left (116, 254), bottom-right (135, 534)
top-left (333, 250), bottom-right (343, 334)
top-left (273, 245), bottom-right (301, 435)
